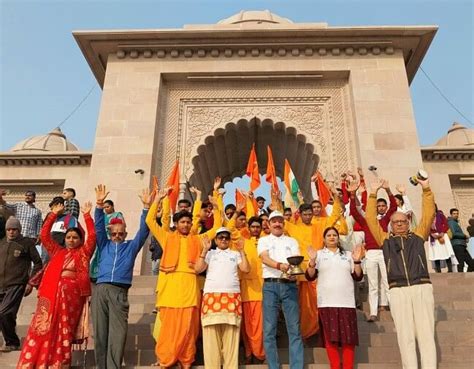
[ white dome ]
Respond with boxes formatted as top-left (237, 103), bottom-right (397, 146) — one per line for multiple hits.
top-left (435, 123), bottom-right (474, 147)
top-left (11, 127), bottom-right (79, 152)
top-left (218, 10), bottom-right (293, 25)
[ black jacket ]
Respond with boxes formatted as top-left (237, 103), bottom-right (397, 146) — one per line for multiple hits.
top-left (0, 236), bottom-right (43, 289)
top-left (383, 233), bottom-right (431, 288)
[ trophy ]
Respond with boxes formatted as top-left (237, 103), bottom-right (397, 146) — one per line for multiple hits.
top-left (281, 255), bottom-right (305, 279)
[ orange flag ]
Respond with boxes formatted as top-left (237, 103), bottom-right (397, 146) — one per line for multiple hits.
top-left (235, 189), bottom-right (246, 213)
top-left (166, 160), bottom-right (180, 212)
top-left (265, 146), bottom-right (279, 192)
top-left (246, 144), bottom-right (260, 191)
top-left (316, 171), bottom-right (331, 215)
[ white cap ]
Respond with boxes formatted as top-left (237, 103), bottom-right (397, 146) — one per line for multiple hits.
top-left (268, 211), bottom-right (284, 221)
top-left (216, 227), bottom-right (231, 235)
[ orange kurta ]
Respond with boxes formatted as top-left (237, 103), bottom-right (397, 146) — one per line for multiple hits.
top-left (146, 198), bottom-right (222, 367)
top-left (239, 237), bottom-right (265, 360)
top-left (284, 221), bottom-right (319, 339)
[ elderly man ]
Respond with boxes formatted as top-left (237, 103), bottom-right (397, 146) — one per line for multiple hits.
top-left (91, 184), bottom-right (151, 369)
top-left (366, 177), bottom-right (436, 369)
top-left (258, 210), bottom-right (304, 369)
top-left (0, 217), bottom-right (42, 352)
top-left (0, 190), bottom-right (42, 244)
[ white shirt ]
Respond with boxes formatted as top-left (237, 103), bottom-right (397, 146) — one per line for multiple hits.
top-left (316, 248), bottom-right (356, 308)
top-left (203, 248), bottom-right (242, 293)
top-left (257, 234), bottom-right (300, 278)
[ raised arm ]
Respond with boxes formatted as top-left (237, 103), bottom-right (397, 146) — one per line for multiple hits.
top-left (81, 201), bottom-right (97, 258)
top-left (40, 204), bottom-right (63, 257)
top-left (413, 179), bottom-right (436, 240)
top-left (94, 184), bottom-right (110, 249)
top-left (235, 238), bottom-right (250, 273)
top-left (366, 180), bottom-right (387, 246)
top-left (146, 189), bottom-right (168, 246)
top-left (189, 186), bottom-right (202, 235)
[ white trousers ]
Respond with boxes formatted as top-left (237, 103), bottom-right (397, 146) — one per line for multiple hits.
top-left (389, 284), bottom-right (437, 369)
top-left (365, 249), bottom-right (389, 316)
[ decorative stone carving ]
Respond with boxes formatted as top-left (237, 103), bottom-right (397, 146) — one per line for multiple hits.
top-left (155, 79), bottom-right (357, 185)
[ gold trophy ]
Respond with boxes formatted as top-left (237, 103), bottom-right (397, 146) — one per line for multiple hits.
top-left (281, 255), bottom-right (305, 279)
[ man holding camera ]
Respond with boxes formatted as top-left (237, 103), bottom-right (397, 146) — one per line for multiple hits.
top-left (366, 176), bottom-right (436, 369)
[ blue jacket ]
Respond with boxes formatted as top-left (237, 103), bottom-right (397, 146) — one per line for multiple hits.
top-left (95, 207), bottom-right (149, 286)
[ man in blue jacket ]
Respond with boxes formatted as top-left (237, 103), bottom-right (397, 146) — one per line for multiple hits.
top-left (91, 184), bottom-right (151, 369)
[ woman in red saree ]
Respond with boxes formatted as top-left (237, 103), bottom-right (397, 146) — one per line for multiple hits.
top-left (17, 201), bottom-right (96, 369)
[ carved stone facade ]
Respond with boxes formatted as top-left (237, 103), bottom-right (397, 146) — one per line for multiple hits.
top-left (155, 79), bottom-right (357, 195)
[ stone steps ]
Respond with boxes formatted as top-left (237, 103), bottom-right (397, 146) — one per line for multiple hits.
top-left (1, 273), bottom-right (472, 368)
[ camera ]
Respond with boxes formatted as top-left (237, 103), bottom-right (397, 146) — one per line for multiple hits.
top-left (409, 169), bottom-right (428, 186)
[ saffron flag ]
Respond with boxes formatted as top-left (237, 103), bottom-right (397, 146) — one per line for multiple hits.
top-left (235, 189), bottom-right (246, 213)
top-left (246, 144), bottom-right (260, 191)
top-left (265, 146), bottom-right (280, 192)
top-left (283, 159), bottom-right (301, 208)
top-left (166, 160), bottom-right (180, 212)
top-left (316, 171), bottom-right (331, 210)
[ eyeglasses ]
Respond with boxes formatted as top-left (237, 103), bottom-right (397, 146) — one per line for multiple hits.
top-left (392, 220), bottom-right (409, 225)
top-left (111, 232), bottom-right (126, 237)
top-left (217, 235), bottom-right (230, 241)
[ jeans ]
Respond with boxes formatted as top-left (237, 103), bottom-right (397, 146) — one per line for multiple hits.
top-left (263, 281), bottom-right (304, 369)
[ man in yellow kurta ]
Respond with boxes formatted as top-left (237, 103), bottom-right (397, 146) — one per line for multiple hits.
top-left (239, 216), bottom-right (265, 363)
top-left (146, 191), bottom-right (221, 369)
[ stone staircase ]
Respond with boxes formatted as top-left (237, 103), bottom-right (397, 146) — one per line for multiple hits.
top-left (1, 273), bottom-right (473, 368)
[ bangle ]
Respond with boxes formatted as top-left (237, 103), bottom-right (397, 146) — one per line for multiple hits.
top-left (276, 262), bottom-right (281, 271)
top-left (354, 261), bottom-right (362, 264)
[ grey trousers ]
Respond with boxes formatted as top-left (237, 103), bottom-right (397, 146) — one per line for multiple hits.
top-left (91, 283), bottom-right (130, 369)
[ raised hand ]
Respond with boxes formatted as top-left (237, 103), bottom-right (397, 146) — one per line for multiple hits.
top-left (236, 197), bottom-right (246, 213)
top-left (352, 243), bottom-right (366, 262)
top-left (189, 186), bottom-right (202, 201)
top-left (417, 177), bottom-right (430, 189)
top-left (51, 202), bottom-right (65, 215)
top-left (395, 184), bottom-right (406, 195)
top-left (310, 171), bottom-right (319, 183)
top-left (381, 179), bottom-right (391, 190)
top-left (81, 201), bottom-right (93, 214)
top-left (369, 179), bottom-right (384, 194)
top-left (357, 167), bottom-right (364, 178)
top-left (201, 235), bottom-right (212, 252)
top-left (213, 177), bottom-right (222, 192)
top-left (347, 179), bottom-right (360, 193)
top-left (138, 188), bottom-right (153, 207)
top-left (95, 184), bottom-right (109, 204)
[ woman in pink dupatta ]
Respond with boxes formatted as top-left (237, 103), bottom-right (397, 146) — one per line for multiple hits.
top-left (17, 201), bottom-right (96, 369)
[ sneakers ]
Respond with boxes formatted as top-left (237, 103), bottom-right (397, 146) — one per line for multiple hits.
top-left (0, 345), bottom-right (20, 352)
top-left (367, 315), bottom-right (377, 323)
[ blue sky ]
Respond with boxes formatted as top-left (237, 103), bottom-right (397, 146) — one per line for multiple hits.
top-left (1, 0), bottom-right (472, 156)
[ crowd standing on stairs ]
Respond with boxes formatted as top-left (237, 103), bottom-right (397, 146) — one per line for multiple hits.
top-left (0, 166), bottom-right (473, 369)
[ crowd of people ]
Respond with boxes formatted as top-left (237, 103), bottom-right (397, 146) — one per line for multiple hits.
top-left (0, 167), bottom-right (473, 369)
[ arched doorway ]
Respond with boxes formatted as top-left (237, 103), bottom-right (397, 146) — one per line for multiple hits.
top-left (188, 118), bottom-right (320, 201)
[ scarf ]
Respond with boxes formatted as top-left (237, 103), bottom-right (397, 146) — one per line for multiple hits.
top-left (160, 232), bottom-right (201, 273)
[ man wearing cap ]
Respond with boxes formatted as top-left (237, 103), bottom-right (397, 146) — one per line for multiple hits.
top-left (195, 227), bottom-right (249, 369)
top-left (258, 210), bottom-right (304, 369)
top-left (0, 217), bottom-right (42, 352)
top-left (0, 190), bottom-right (42, 244)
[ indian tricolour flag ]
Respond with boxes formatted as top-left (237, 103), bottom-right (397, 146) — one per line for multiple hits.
top-left (284, 159), bottom-right (301, 208)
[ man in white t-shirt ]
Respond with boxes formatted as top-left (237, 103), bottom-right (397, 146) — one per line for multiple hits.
top-left (195, 227), bottom-right (249, 369)
top-left (257, 211), bottom-right (304, 369)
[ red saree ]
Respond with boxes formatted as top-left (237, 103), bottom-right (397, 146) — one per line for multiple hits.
top-left (17, 212), bottom-right (96, 369)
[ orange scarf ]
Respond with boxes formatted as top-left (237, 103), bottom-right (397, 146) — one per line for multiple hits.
top-left (160, 232), bottom-right (201, 273)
